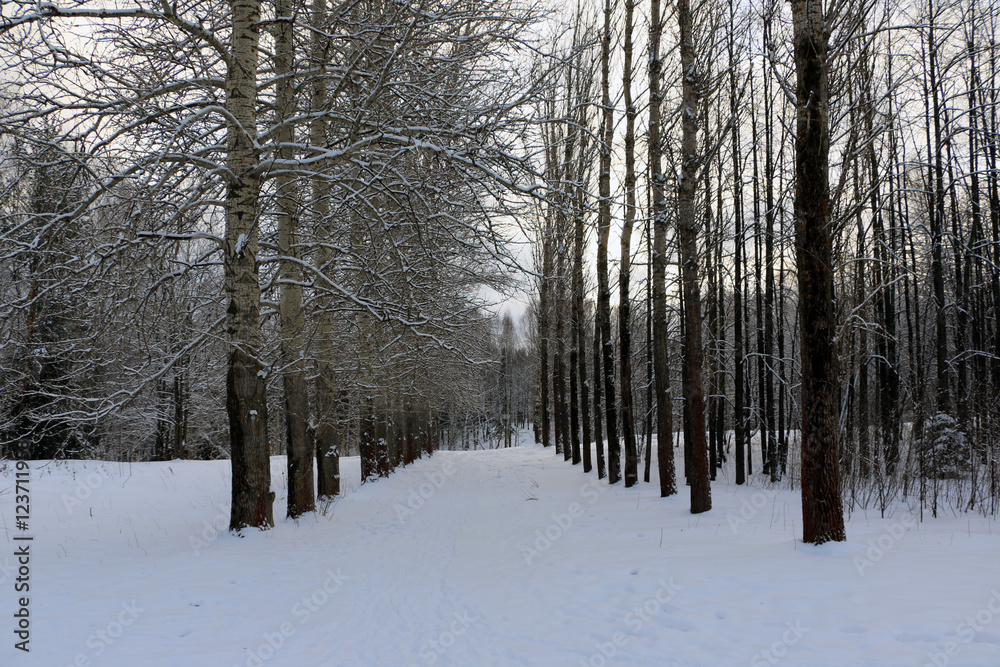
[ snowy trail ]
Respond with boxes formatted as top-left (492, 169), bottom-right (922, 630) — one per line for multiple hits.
top-left (3, 440), bottom-right (1000, 666)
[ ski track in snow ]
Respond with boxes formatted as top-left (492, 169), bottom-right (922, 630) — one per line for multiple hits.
top-left (2, 435), bottom-right (1000, 666)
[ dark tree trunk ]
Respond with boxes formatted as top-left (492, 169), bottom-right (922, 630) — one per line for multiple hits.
top-left (728, 0), bottom-right (746, 486)
top-left (763, 30), bottom-right (777, 483)
top-left (620, 0), bottom-right (639, 487)
top-left (575, 155), bottom-right (592, 472)
top-left (678, 0), bottom-right (710, 513)
top-left (880, 55), bottom-right (901, 476)
top-left (554, 299), bottom-right (566, 458)
top-left (311, 0), bottom-right (339, 500)
top-left (276, 0), bottom-right (314, 519)
top-left (599, 0), bottom-right (621, 483)
top-left (649, 0), bottom-right (676, 496)
top-left (593, 311), bottom-right (607, 479)
top-left (539, 226), bottom-right (552, 449)
top-left (749, 75), bottom-right (762, 478)
top-left (645, 192), bottom-right (654, 484)
top-left (172, 370), bottom-right (187, 459)
top-left (792, 0), bottom-right (846, 544)
top-left (926, 11), bottom-right (951, 415)
top-left (562, 63), bottom-right (582, 467)
top-left (556, 245), bottom-right (571, 462)
top-left (360, 398), bottom-right (377, 482)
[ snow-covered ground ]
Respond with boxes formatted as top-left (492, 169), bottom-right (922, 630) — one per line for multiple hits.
top-left (3, 435), bottom-right (999, 666)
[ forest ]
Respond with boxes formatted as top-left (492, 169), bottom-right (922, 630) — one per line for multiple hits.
top-left (2, 0), bottom-right (998, 546)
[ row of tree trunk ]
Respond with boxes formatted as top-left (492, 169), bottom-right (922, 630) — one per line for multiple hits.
top-left (532, 0), bottom-right (996, 539)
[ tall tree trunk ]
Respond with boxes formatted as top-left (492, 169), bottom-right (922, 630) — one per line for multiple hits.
top-left (276, 0), bottom-right (315, 519)
top-left (226, 0), bottom-right (273, 531)
top-left (880, 46), bottom-right (901, 476)
top-left (749, 75), bottom-right (762, 478)
top-left (645, 156), bottom-right (654, 484)
top-left (563, 64), bottom-right (582, 466)
top-left (556, 245), bottom-right (572, 461)
top-left (599, 0), bottom-right (621, 483)
top-left (728, 0), bottom-right (746, 485)
top-left (620, 0), bottom-right (639, 486)
top-left (763, 24), bottom-right (777, 482)
top-left (966, 14), bottom-right (989, 463)
top-left (707, 172), bottom-right (718, 482)
top-left (946, 129), bottom-right (970, 427)
top-left (649, 0), bottom-right (676, 496)
top-left (575, 141), bottom-right (592, 472)
top-left (677, 0), bottom-right (711, 513)
top-left (792, 0), bottom-right (846, 543)
top-left (777, 190), bottom-right (788, 476)
top-left (715, 122), bottom-right (727, 476)
top-left (543, 122), bottom-right (561, 457)
top-left (926, 8), bottom-right (951, 415)
top-left (570, 286), bottom-right (582, 465)
top-left (775, 113), bottom-right (790, 477)
top-left (593, 309), bottom-right (607, 479)
top-left (852, 134), bottom-right (870, 479)
top-left (311, 0), bottom-right (340, 499)
top-left (708, 122), bottom-right (726, 480)
top-left (680, 283), bottom-right (691, 482)
top-left (539, 222), bottom-right (552, 449)
top-left (988, 29), bottom-right (1000, 393)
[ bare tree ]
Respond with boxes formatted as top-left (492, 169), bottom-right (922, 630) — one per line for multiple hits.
top-left (677, 0), bottom-right (711, 513)
top-left (792, 0), bottom-right (846, 543)
top-left (649, 0), bottom-right (676, 497)
top-left (598, 0), bottom-right (621, 484)
top-left (619, 0), bottom-right (639, 487)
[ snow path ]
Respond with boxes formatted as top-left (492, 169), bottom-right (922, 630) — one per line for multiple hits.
top-left (3, 440), bottom-right (1000, 666)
